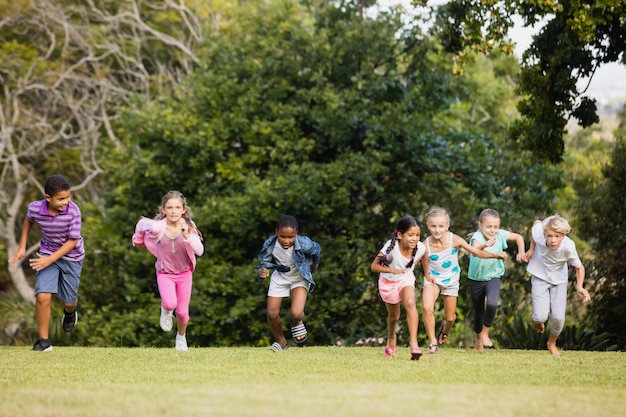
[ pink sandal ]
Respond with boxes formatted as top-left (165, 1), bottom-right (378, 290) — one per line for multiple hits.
top-left (384, 347), bottom-right (397, 357)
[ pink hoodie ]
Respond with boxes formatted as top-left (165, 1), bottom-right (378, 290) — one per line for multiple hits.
top-left (132, 217), bottom-right (204, 272)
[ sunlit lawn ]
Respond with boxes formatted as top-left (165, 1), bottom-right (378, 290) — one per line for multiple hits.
top-left (1, 345), bottom-right (624, 417)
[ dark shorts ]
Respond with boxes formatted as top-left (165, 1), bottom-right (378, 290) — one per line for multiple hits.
top-left (34, 257), bottom-right (82, 304)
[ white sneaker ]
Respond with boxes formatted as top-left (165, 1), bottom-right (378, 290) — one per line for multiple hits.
top-left (175, 333), bottom-right (188, 351)
top-left (160, 307), bottom-right (173, 332)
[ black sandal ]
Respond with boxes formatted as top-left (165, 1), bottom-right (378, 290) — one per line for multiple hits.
top-left (437, 320), bottom-right (449, 344)
top-left (291, 322), bottom-right (308, 345)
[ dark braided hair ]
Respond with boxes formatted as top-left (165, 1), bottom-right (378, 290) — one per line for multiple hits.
top-left (379, 215), bottom-right (421, 268)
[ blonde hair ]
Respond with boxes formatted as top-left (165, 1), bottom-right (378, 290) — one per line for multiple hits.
top-left (478, 208), bottom-right (500, 224)
top-left (542, 215), bottom-right (571, 235)
top-left (426, 206), bottom-right (450, 225)
top-left (155, 190), bottom-right (203, 240)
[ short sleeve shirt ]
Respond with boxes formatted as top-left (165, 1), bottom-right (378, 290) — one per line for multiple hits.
top-left (379, 240), bottom-right (426, 282)
top-left (468, 229), bottom-right (510, 281)
top-left (526, 222), bottom-right (582, 285)
top-left (272, 244), bottom-right (301, 281)
top-left (27, 199), bottom-right (85, 262)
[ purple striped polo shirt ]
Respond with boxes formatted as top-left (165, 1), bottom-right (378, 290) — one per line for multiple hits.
top-left (27, 199), bottom-right (85, 262)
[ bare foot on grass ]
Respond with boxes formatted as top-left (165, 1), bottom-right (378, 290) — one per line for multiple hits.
top-left (475, 337), bottom-right (484, 352)
top-left (547, 334), bottom-right (561, 356)
top-left (482, 336), bottom-right (493, 348)
top-left (547, 340), bottom-right (561, 356)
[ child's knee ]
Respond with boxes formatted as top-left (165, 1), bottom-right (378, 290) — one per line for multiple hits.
top-left (162, 301), bottom-right (176, 311)
top-left (532, 312), bottom-right (549, 324)
top-left (550, 315), bottom-right (565, 333)
top-left (387, 310), bottom-right (401, 322)
top-left (290, 311), bottom-right (305, 323)
top-left (267, 310), bottom-right (280, 321)
top-left (485, 299), bottom-right (498, 312)
top-left (175, 308), bottom-right (189, 324)
top-left (36, 293), bottom-right (52, 306)
top-left (422, 304), bottom-right (434, 315)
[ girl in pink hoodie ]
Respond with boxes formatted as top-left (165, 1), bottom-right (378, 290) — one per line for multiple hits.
top-left (132, 191), bottom-right (204, 351)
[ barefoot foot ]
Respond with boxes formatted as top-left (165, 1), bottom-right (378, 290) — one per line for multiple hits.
top-left (481, 336), bottom-right (493, 348)
top-left (547, 340), bottom-right (561, 356)
top-left (475, 338), bottom-right (484, 352)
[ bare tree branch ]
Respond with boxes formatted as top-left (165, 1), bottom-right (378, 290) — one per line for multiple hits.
top-left (1, 0), bottom-right (203, 304)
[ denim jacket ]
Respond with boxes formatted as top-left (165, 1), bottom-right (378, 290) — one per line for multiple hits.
top-left (258, 235), bottom-right (321, 292)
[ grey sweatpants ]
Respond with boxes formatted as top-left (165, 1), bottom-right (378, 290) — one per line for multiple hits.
top-left (531, 276), bottom-right (568, 336)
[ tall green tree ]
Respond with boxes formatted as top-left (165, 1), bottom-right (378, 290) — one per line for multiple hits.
top-left (80, 0), bottom-right (561, 348)
top-left (415, 0), bottom-right (626, 163)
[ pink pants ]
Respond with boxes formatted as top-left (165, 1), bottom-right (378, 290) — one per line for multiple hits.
top-left (157, 269), bottom-right (193, 325)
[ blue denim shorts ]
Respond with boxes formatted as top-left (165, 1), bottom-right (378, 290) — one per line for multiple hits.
top-left (34, 257), bottom-right (83, 304)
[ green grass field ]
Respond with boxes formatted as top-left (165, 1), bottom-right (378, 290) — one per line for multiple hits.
top-left (1, 345), bottom-right (624, 417)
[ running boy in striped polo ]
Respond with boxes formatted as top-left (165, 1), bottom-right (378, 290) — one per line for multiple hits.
top-left (9, 175), bottom-right (85, 351)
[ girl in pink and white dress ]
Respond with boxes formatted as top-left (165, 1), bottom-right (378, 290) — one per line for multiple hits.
top-left (371, 215), bottom-right (429, 360)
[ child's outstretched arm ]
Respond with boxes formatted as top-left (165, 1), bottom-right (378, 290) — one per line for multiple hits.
top-left (29, 238), bottom-right (79, 272)
top-left (522, 220), bottom-right (542, 262)
top-left (471, 235), bottom-right (495, 250)
top-left (132, 217), bottom-right (152, 251)
top-left (575, 264), bottom-right (591, 302)
top-left (420, 251), bottom-right (435, 283)
top-left (370, 252), bottom-right (405, 275)
top-left (522, 235), bottom-right (535, 263)
top-left (184, 231), bottom-right (204, 257)
top-left (508, 232), bottom-right (526, 262)
top-left (8, 217), bottom-right (32, 265)
top-left (454, 234), bottom-right (507, 260)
